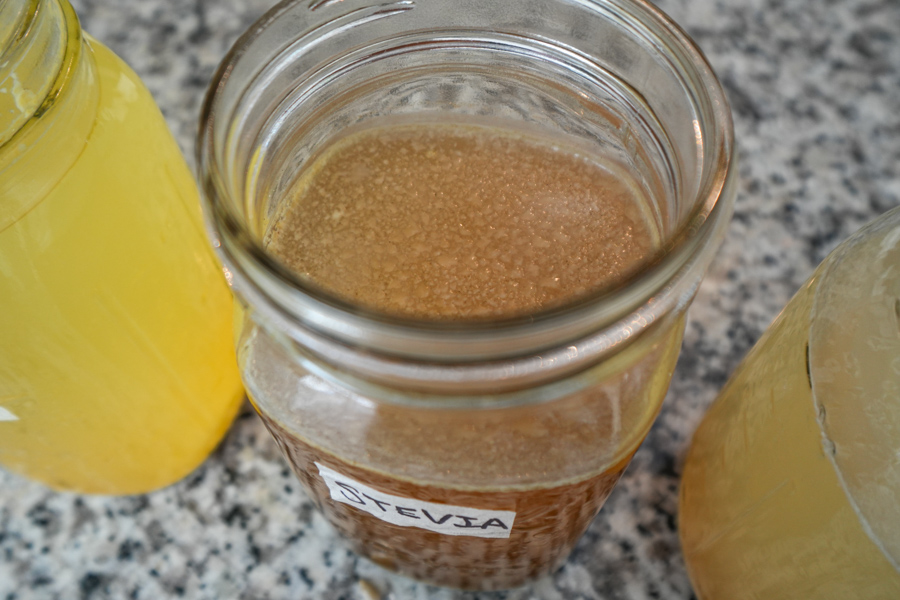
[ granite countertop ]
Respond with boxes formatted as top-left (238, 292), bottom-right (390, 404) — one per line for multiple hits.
top-left (2, 0), bottom-right (899, 598)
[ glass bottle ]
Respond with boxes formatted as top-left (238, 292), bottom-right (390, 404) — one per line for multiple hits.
top-left (0, 0), bottom-right (244, 494)
top-left (680, 206), bottom-right (900, 599)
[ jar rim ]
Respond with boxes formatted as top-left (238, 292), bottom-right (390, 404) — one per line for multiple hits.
top-left (198, 0), bottom-right (735, 362)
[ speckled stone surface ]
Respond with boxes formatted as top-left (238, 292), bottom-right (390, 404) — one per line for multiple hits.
top-left (2, 0), bottom-right (899, 598)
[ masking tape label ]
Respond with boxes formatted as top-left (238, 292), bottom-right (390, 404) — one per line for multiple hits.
top-left (316, 462), bottom-right (515, 538)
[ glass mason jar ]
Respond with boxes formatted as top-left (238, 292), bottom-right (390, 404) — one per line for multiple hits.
top-left (199, 0), bottom-right (734, 590)
top-left (680, 206), bottom-right (900, 599)
top-left (0, 0), bottom-right (244, 494)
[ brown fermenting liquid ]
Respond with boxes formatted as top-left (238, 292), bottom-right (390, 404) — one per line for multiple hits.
top-left (260, 121), bottom-right (666, 589)
top-left (260, 413), bottom-right (631, 590)
top-left (269, 122), bottom-right (657, 318)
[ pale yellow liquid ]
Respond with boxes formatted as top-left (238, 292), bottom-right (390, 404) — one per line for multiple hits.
top-left (0, 40), bottom-right (243, 494)
top-left (680, 277), bottom-right (900, 599)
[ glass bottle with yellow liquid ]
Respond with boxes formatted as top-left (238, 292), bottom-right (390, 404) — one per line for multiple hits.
top-left (0, 0), bottom-right (244, 494)
top-left (680, 205), bottom-right (900, 599)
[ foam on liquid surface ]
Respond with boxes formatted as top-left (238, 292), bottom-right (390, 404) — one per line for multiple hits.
top-left (268, 121), bottom-right (657, 319)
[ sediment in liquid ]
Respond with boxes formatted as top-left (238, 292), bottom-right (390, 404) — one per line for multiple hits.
top-left (260, 410), bottom-right (630, 590)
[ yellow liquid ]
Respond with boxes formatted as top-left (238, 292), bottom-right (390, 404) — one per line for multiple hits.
top-left (0, 39), bottom-right (243, 494)
top-left (679, 277), bottom-right (900, 599)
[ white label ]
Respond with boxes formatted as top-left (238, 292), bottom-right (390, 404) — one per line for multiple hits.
top-left (0, 407), bottom-right (18, 422)
top-left (315, 462), bottom-right (516, 539)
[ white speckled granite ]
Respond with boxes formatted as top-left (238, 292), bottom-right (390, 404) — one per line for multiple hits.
top-left (2, 0), bottom-right (899, 598)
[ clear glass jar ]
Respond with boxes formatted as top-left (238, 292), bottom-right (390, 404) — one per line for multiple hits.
top-left (0, 0), bottom-right (244, 494)
top-left (680, 207), bottom-right (900, 598)
top-left (199, 0), bottom-right (735, 590)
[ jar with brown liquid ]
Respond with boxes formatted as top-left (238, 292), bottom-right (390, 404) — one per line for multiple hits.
top-left (198, 0), bottom-right (735, 590)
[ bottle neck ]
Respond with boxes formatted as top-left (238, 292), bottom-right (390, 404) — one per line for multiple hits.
top-left (0, 0), bottom-right (97, 231)
top-left (0, 0), bottom-right (71, 144)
